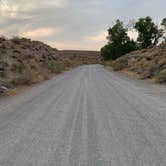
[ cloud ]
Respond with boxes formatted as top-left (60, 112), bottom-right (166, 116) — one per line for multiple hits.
top-left (49, 41), bottom-right (89, 50)
top-left (0, 0), bottom-right (165, 50)
top-left (49, 41), bottom-right (67, 49)
top-left (49, 41), bottom-right (102, 51)
top-left (86, 31), bottom-right (107, 43)
top-left (0, 0), bottom-right (69, 20)
top-left (20, 27), bottom-right (60, 38)
top-left (41, 0), bottom-right (69, 8)
top-left (48, 30), bottom-right (108, 50)
top-left (0, 19), bottom-right (6, 24)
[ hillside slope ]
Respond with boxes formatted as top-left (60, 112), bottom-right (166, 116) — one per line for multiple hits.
top-left (112, 43), bottom-right (166, 83)
top-left (0, 37), bottom-right (100, 95)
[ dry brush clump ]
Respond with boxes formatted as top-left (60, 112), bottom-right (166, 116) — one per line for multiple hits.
top-left (155, 69), bottom-right (166, 83)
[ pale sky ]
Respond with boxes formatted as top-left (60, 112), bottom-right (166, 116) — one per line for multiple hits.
top-left (0, 0), bottom-right (165, 50)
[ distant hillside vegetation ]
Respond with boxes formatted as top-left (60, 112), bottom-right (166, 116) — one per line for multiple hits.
top-left (60, 50), bottom-right (100, 64)
top-left (112, 43), bottom-right (166, 83)
top-left (0, 36), bottom-right (100, 95)
top-left (60, 50), bottom-right (100, 56)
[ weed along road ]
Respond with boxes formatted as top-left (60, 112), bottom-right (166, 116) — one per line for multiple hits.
top-left (0, 64), bottom-right (166, 166)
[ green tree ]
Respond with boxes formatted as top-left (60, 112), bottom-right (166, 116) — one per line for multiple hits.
top-left (101, 20), bottom-right (136, 60)
top-left (161, 18), bottom-right (166, 42)
top-left (153, 25), bottom-right (163, 45)
top-left (161, 18), bottom-right (166, 27)
top-left (121, 39), bottom-right (137, 54)
top-left (135, 16), bottom-right (161, 48)
top-left (100, 44), bottom-right (114, 60)
top-left (107, 19), bottom-right (129, 45)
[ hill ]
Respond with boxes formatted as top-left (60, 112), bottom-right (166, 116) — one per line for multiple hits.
top-left (0, 37), bottom-right (100, 95)
top-left (112, 43), bottom-right (166, 83)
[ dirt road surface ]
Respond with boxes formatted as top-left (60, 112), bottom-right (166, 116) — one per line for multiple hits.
top-left (0, 65), bottom-right (166, 166)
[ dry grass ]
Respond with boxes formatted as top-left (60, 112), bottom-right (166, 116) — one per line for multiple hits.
top-left (108, 43), bottom-right (166, 83)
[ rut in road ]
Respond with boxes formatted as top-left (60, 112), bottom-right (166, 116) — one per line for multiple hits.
top-left (0, 64), bottom-right (166, 166)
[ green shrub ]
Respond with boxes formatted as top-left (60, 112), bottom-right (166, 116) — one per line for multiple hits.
top-left (100, 44), bottom-right (115, 60)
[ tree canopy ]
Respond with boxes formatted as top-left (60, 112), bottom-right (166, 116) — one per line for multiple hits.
top-left (135, 16), bottom-right (163, 48)
top-left (161, 18), bottom-right (166, 42)
top-left (101, 19), bottom-right (136, 60)
top-left (161, 18), bottom-right (166, 27)
top-left (107, 20), bottom-right (129, 45)
top-left (101, 16), bottom-right (165, 61)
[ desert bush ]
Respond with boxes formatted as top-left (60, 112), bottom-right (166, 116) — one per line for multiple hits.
top-left (155, 69), bottom-right (166, 83)
top-left (112, 59), bottom-right (128, 71)
top-left (11, 72), bottom-right (36, 86)
top-left (11, 75), bottom-right (32, 86)
top-left (10, 62), bottom-right (39, 86)
top-left (12, 63), bottom-right (24, 73)
top-left (11, 36), bottom-right (21, 44)
top-left (0, 43), bottom-right (6, 49)
top-left (0, 36), bottom-right (6, 42)
top-left (0, 62), bottom-right (8, 77)
top-left (13, 49), bottom-right (21, 53)
top-left (44, 60), bottom-right (66, 73)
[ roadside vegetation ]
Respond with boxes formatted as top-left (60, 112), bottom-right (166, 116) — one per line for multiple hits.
top-left (0, 37), bottom-right (100, 96)
top-left (101, 16), bottom-right (166, 83)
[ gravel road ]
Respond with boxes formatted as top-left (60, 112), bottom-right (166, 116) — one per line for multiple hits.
top-left (0, 64), bottom-right (166, 166)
